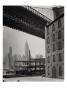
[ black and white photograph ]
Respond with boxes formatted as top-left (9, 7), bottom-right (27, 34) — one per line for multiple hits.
top-left (3, 6), bottom-right (64, 82)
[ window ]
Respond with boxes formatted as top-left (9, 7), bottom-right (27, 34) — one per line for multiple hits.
top-left (59, 66), bottom-right (63, 76)
top-left (48, 72), bottom-right (50, 75)
top-left (52, 66), bottom-right (56, 78)
top-left (52, 24), bottom-right (55, 32)
top-left (58, 53), bottom-right (62, 61)
top-left (58, 41), bottom-right (62, 50)
top-left (53, 55), bottom-right (56, 62)
top-left (47, 27), bottom-right (49, 35)
top-left (47, 37), bottom-right (50, 44)
top-left (58, 19), bottom-right (61, 28)
top-left (48, 66), bottom-right (50, 75)
top-left (58, 31), bottom-right (62, 39)
top-left (47, 46), bottom-right (50, 53)
top-left (52, 33), bottom-right (55, 41)
top-left (53, 44), bottom-right (56, 51)
top-left (47, 56), bottom-right (50, 63)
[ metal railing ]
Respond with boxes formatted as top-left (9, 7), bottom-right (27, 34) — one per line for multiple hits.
top-left (24, 6), bottom-right (52, 23)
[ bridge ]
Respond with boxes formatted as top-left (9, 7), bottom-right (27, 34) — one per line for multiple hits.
top-left (3, 6), bottom-right (52, 39)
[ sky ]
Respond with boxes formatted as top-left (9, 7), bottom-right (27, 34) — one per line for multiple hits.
top-left (3, 26), bottom-right (45, 58)
top-left (3, 7), bottom-right (54, 59)
top-left (33, 6), bottom-right (54, 20)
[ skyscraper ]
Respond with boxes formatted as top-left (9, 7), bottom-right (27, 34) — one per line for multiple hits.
top-left (25, 41), bottom-right (30, 61)
top-left (8, 46), bottom-right (13, 69)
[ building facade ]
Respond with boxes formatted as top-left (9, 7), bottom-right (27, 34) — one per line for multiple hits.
top-left (53, 7), bottom-right (64, 20)
top-left (25, 41), bottom-right (29, 60)
top-left (14, 58), bottom-right (45, 75)
top-left (45, 14), bottom-right (64, 79)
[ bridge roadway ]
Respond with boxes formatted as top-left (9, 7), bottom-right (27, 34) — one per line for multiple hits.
top-left (3, 6), bottom-right (52, 39)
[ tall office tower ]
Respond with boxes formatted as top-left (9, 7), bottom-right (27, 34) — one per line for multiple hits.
top-left (25, 41), bottom-right (30, 61)
top-left (8, 46), bottom-right (13, 69)
top-left (29, 50), bottom-right (32, 60)
top-left (45, 12), bottom-right (64, 79)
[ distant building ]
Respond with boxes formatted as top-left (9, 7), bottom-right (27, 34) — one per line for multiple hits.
top-left (45, 12), bottom-right (64, 79)
top-left (35, 54), bottom-right (43, 59)
top-left (3, 47), bottom-right (15, 75)
top-left (25, 41), bottom-right (31, 61)
top-left (8, 46), bottom-right (13, 69)
top-left (3, 54), bottom-right (10, 70)
top-left (29, 49), bottom-right (32, 60)
top-left (8, 46), bottom-right (15, 70)
top-left (15, 58), bottom-right (45, 75)
top-left (22, 54), bottom-right (26, 60)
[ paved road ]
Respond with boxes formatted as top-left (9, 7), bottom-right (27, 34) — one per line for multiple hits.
top-left (3, 76), bottom-right (63, 82)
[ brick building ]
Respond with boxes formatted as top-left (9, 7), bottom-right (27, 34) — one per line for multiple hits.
top-left (45, 13), bottom-right (64, 79)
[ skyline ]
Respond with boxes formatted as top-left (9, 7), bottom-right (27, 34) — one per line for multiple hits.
top-left (3, 26), bottom-right (45, 58)
top-left (3, 36), bottom-right (44, 70)
top-left (3, 6), bottom-right (54, 60)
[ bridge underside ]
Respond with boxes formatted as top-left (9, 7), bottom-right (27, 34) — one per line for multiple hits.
top-left (3, 6), bottom-right (51, 39)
